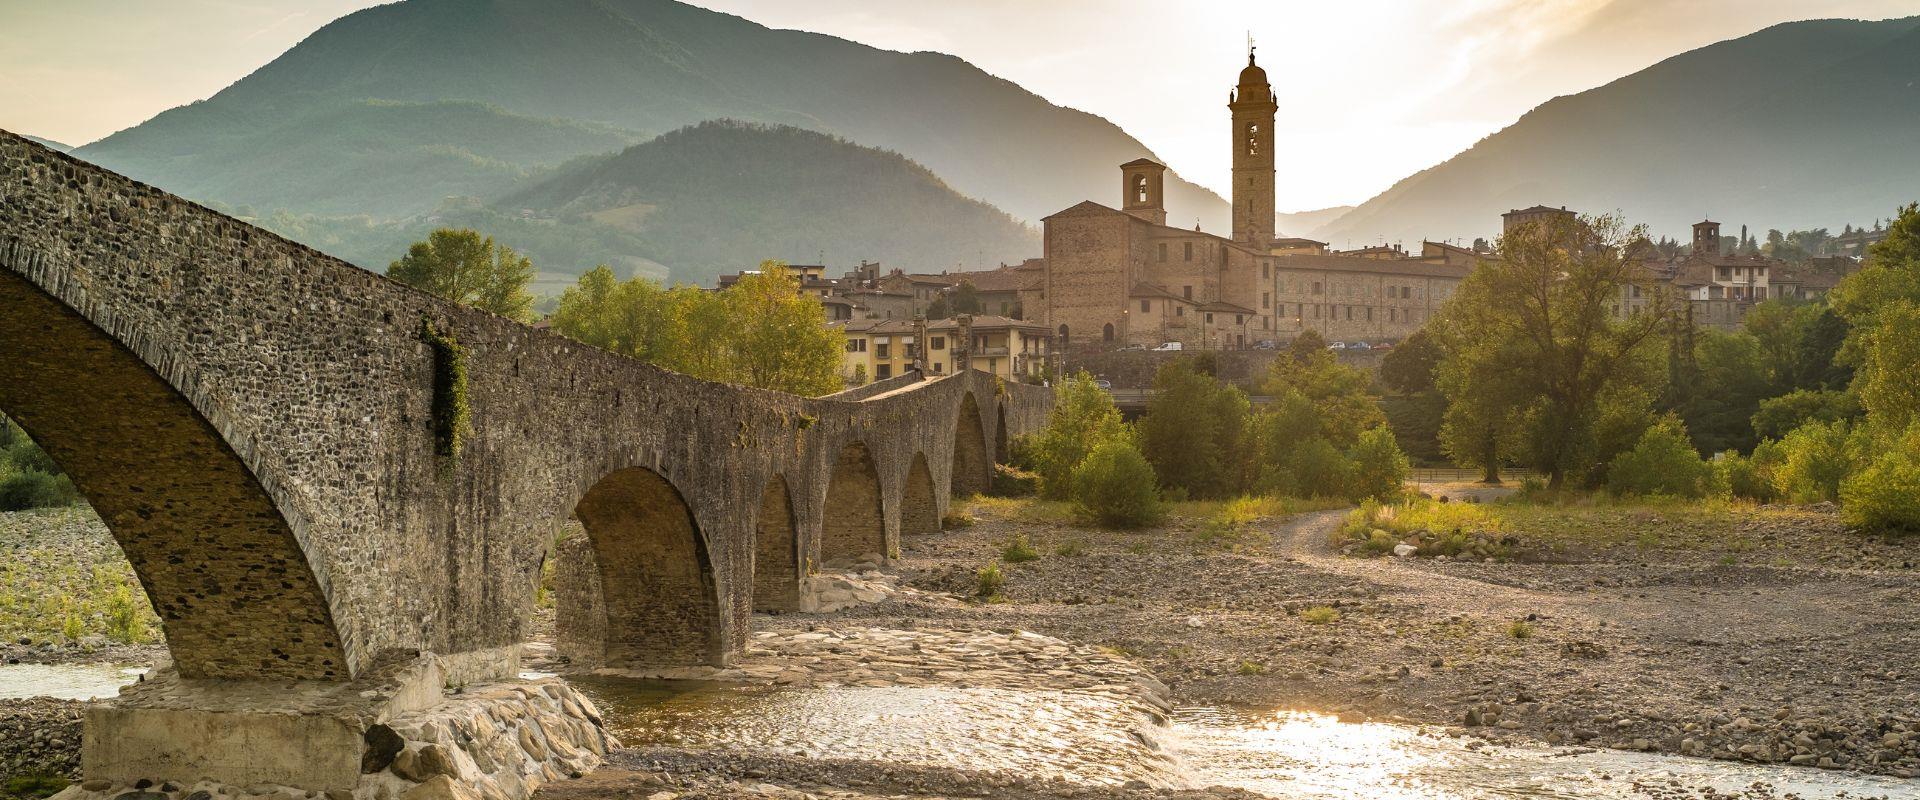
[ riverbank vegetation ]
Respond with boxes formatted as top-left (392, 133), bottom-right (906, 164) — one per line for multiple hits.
top-left (0, 508), bottom-right (158, 647)
top-left (0, 418), bottom-right (78, 513)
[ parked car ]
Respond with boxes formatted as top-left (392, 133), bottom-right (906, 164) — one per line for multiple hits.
top-left (1348, 342), bottom-right (1372, 351)
top-left (1372, 341), bottom-right (1395, 351)
top-left (1152, 341), bottom-right (1184, 351)
top-left (1253, 339), bottom-right (1278, 350)
top-left (1093, 379), bottom-right (1113, 390)
top-left (1327, 341), bottom-right (1348, 350)
top-left (1120, 343), bottom-right (1147, 352)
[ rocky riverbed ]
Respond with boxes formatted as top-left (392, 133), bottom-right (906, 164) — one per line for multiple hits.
top-left (804, 499), bottom-right (1920, 781)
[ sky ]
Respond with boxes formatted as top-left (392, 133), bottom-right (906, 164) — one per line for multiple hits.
top-left (4, 0), bottom-right (1916, 211)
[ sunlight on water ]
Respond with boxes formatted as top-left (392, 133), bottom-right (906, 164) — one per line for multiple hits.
top-left (0, 663), bottom-right (145, 700)
top-left (1174, 707), bottom-right (1920, 800)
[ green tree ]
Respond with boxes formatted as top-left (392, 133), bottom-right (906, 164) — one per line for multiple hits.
top-left (1669, 329), bottom-right (1770, 454)
top-left (1751, 389), bottom-right (1861, 440)
top-left (1773, 419), bottom-right (1861, 504)
top-left (1434, 212), bottom-right (1674, 487)
top-left (1071, 435), bottom-right (1163, 529)
top-left (951, 280), bottom-right (984, 314)
top-left (1831, 203), bottom-right (1920, 427)
top-left (1030, 372), bottom-right (1127, 499)
top-left (1378, 330), bottom-right (1447, 464)
top-left (386, 228), bottom-right (536, 322)
top-left (1347, 426), bottom-right (1410, 502)
top-left (1139, 360), bottom-right (1249, 498)
top-left (725, 265), bottom-right (846, 395)
top-left (1606, 417), bottom-right (1712, 498)
top-left (1379, 329), bottom-right (1443, 395)
top-left (1840, 425), bottom-right (1920, 533)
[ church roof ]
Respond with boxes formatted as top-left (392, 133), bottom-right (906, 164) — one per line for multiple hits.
top-left (1503, 205), bottom-right (1573, 217)
top-left (1120, 158), bottom-right (1165, 169)
top-left (1238, 53), bottom-right (1268, 86)
top-left (1273, 254), bottom-right (1472, 279)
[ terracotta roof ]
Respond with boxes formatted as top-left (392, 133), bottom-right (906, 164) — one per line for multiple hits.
top-left (928, 265), bottom-right (1034, 293)
top-left (1128, 283), bottom-right (1188, 301)
top-left (1120, 158), bottom-right (1165, 169)
top-left (1272, 237), bottom-right (1328, 247)
top-left (1272, 254), bottom-right (1471, 279)
top-left (1198, 300), bottom-right (1257, 314)
top-left (1503, 205), bottom-right (1572, 216)
top-left (927, 315), bottom-right (1049, 332)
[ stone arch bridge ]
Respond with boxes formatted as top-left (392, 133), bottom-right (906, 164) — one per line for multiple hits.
top-left (0, 132), bottom-right (1051, 795)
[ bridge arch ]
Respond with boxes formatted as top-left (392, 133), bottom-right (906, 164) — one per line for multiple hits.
top-left (0, 266), bottom-right (350, 681)
top-left (900, 452), bottom-right (939, 536)
top-left (951, 393), bottom-right (990, 497)
top-left (572, 466), bottom-right (722, 666)
top-left (752, 475), bottom-right (800, 612)
top-left (821, 441), bottom-right (885, 564)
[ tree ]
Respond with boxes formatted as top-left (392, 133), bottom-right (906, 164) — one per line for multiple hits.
top-left (951, 280), bottom-right (984, 314)
top-left (1831, 203), bottom-right (1920, 434)
top-left (548, 261), bottom-right (842, 395)
top-left (1380, 329), bottom-right (1443, 396)
top-left (1138, 360), bottom-right (1249, 498)
top-left (1751, 389), bottom-right (1860, 440)
top-left (1347, 426), bottom-right (1410, 502)
top-left (1433, 213), bottom-right (1675, 487)
top-left (1030, 372), bottom-right (1127, 499)
top-left (1606, 417), bottom-right (1712, 498)
top-left (387, 228), bottom-right (536, 322)
top-left (1378, 329), bottom-right (1446, 465)
top-left (1668, 329), bottom-right (1770, 454)
top-left (1071, 436), bottom-right (1163, 528)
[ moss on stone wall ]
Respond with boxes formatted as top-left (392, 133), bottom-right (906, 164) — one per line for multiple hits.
top-left (418, 319), bottom-right (472, 469)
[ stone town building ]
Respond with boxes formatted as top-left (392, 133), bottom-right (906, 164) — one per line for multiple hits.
top-left (1005, 51), bottom-right (1474, 350)
top-left (833, 315), bottom-right (1053, 383)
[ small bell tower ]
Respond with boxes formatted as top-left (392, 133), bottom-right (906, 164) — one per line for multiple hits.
top-left (1230, 39), bottom-right (1277, 246)
top-left (1120, 158), bottom-right (1167, 225)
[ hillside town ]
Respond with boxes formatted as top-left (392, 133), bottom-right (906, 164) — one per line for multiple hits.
top-left (712, 53), bottom-right (1880, 389)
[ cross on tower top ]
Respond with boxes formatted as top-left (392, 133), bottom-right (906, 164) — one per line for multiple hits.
top-left (1247, 32), bottom-right (1256, 64)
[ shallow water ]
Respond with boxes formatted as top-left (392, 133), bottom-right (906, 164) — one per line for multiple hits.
top-left (0, 663), bottom-right (144, 700)
top-left (1174, 706), bottom-right (1920, 799)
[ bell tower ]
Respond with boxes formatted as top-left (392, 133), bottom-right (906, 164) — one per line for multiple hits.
top-left (1229, 44), bottom-right (1277, 246)
top-left (1120, 158), bottom-right (1167, 225)
top-left (1692, 219), bottom-right (1721, 257)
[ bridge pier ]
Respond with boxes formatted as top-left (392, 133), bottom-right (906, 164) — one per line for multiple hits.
top-left (61, 650), bottom-right (612, 800)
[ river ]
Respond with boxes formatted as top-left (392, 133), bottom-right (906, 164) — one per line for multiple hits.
top-left (9, 664), bottom-right (1917, 798)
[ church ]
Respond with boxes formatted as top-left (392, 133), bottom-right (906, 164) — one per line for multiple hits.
top-left (1017, 51), bottom-right (1469, 349)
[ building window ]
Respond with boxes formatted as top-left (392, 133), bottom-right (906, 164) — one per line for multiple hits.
top-left (1103, 322), bottom-right (1115, 342)
top-left (1133, 174), bottom-right (1149, 204)
top-left (1183, 285), bottom-right (1193, 300)
top-left (1184, 242), bottom-right (1194, 262)
top-left (1313, 305), bottom-right (1321, 319)
top-left (877, 364), bottom-right (892, 379)
top-left (1345, 306), bottom-right (1353, 321)
top-left (933, 362), bottom-right (945, 374)
top-left (1235, 314), bottom-right (1244, 324)
top-left (1206, 312), bottom-right (1215, 324)
top-left (1366, 307), bottom-right (1373, 321)
top-left (1141, 299), bottom-right (1151, 312)
top-left (932, 336), bottom-right (946, 350)
top-left (876, 343), bottom-right (890, 359)
top-left (1158, 243), bottom-right (1168, 262)
top-left (1246, 122), bottom-right (1260, 156)
top-left (1312, 281), bottom-right (1323, 295)
top-left (1262, 263), bottom-right (1270, 279)
top-left (1176, 306), bottom-right (1184, 317)
top-left (1262, 292), bottom-right (1270, 309)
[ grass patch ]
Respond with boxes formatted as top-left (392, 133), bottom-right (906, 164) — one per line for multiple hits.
top-left (1236, 660), bottom-right (1268, 675)
top-left (1506, 620), bottom-right (1535, 640)
top-left (974, 561), bottom-right (1006, 599)
top-left (4, 775), bottom-right (68, 799)
top-left (999, 534), bottom-right (1040, 563)
top-left (940, 510), bottom-right (976, 529)
top-left (965, 496), bottom-right (1075, 526)
top-left (1333, 498), bottom-right (1508, 558)
top-left (1053, 538), bottom-right (1088, 557)
top-left (1, 508), bottom-right (160, 646)
top-left (1300, 606), bottom-right (1339, 625)
top-left (1193, 495), bottom-right (1343, 551)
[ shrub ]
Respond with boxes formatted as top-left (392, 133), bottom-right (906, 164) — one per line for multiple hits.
top-left (1506, 620), bottom-right (1535, 640)
top-left (1032, 373), bottom-right (1127, 499)
top-left (1840, 427), bottom-right (1920, 534)
top-left (1774, 419), bottom-right (1860, 503)
top-left (989, 463), bottom-right (1039, 497)
top-left (1712, 451), bottom-right (1776, 503)
top-left (1606, 418), bottom-right (1712, 498)
top-left (1347, 426), bottom-right (1410, 502)
top-left (1071, 436), bottom-right (1163, 529)
top-left (1300, 606), bottom-right (1339, 625)
top-left (104, 583), bottom-right (148, 644)
top-left (1289, 436), bottom-right (1353, 499)
top-left (1053, 539), bottom-right (1088, 557)
top-left (0, 469), bottom-right (78, 511)
top-left (1235, 660), bottom-right (1268, 676)
top-left (974, 561), bottom-right (1005, 598)
top-left (999, 534), bottom-right (1040, 563)
top-left (940, 510), bottom-right (976, 529)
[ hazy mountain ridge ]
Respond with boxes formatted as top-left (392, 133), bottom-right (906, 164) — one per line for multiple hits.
top-left (248, 121), bottom-right (1038, 289)
top-left (77, 0), bottom-right (1228, 230)
top-left (1315, 16), bottom-right (1920, 245)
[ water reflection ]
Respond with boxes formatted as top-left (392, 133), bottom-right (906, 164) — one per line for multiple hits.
top-left (0, 663), bottom-right (145, 700)
top-left (1175, 707), bottom-right (1920, 799)
top-left (570, 676), bottom-right (1179, 787)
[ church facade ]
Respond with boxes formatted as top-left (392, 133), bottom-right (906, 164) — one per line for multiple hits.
top-left (1019, 52), bottom-right (1469, 350)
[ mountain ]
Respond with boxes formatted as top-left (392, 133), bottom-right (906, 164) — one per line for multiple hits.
top-left (24, 136), bottom-right (71, 153)
top-left (1315, 16), bottom-right (1920, 246)
top-left (76, 0), bottom-right (1226, 227)
top-left (1275, 206), bottom-right (1353, 238)
top-left (255, 122), bottom-right (1039, 290)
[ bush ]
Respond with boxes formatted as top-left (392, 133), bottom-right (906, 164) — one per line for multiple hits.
top-left (0, 469), bottom-right (77, 512)
top-left (940, 510), bottom-right (976, 529)
top-left (1032, 373), bottom-right (1127, 499)
top-left (1071, 437), bottom-right (1164, 529)
top-left (974, 561), bottom-right (1005, 598)
top-left (1606, 418), bottom-right (1712, 498)
top-left (1288, 436), bottom-right (1353, 499)
top-left (999, 534), bottom-right (1040, 563)
top-left (1840, 428), bottom-right (1920, 534)
top-left (1774, 419), bottom-right (1861, 503)
top-left (989, 463), bottom-right (1039, 497)
top-left (1712, 451), bottom-right (1777, 503)
top-left (1506, 620), bottom-right (1535, 640)
top-left (1347, 426), bottom-right (1410, 502)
